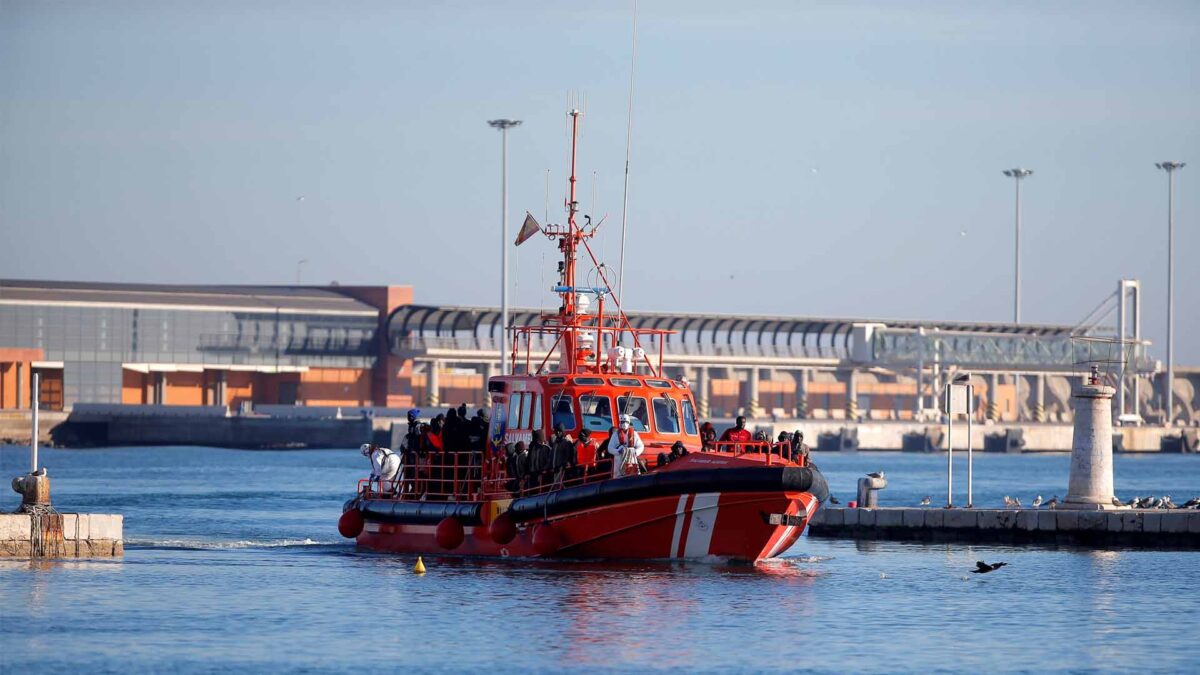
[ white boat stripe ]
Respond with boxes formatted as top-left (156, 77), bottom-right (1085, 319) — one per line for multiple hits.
top-left (669, 494), bottom-right (689, 558)
top-left (683, 492), bottom-right (720, 558)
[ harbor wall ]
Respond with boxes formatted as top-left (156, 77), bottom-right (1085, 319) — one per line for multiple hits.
top-left (0, 513), bottom-right (123, 557)
top-left (807, 507), bottom-right (1200, 548)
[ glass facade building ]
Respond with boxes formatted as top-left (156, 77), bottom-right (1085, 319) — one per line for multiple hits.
top-left (0, 281), bottom-right (381, 408)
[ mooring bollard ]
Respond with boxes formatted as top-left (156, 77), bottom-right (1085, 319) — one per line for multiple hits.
top-left (856, 473), bottom-right (888, 508)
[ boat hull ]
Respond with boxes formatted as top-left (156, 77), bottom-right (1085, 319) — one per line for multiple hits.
top-left (351, 465), bottom-right (827, 562)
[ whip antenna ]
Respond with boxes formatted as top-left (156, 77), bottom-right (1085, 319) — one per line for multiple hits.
top-left (616, 0), bottom-right (638, 309)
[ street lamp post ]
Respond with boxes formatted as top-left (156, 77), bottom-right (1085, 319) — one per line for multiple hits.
top-left (1156, 161), bottom-right (1186, 425)
top-left (488, 119), bottom-right (522, 376)
top-left (1003, 168), bottom-right (1032, 421)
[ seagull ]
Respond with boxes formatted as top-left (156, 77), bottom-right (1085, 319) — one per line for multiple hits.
top-left (1045, 496), bottom-right (1058, 509)
top-left (960, 230), bottom-right (968, 238)
top-left (1012, 497), bottom-right (1022, 509)
top-left (867, 471), bottom-right (885, 480)
top-left (1003, 495), bottom-right (1015, 508)
top-left (1181, 497), bottom-right (1200, 509)
top-left (972, 561), bottom-right (1008, 574)
top-left (829, 494), bottom-right (840, 505)
top-left (296, 195), bottom-right (306, 201)
top-left (1111, 496), bottom-right (1124, 507)
top-left (1162, 495), bottom-right (1176, 509)
top-left (920, 496), bottom-right (932, 506)
top-left (1032, 495), bottom-right (1043, 509)
top-left (1126, 496), bottom-right (1141, 507)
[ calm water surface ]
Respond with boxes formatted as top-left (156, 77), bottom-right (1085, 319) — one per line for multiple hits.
top-left (1, 446), bottom-right (1198, 673)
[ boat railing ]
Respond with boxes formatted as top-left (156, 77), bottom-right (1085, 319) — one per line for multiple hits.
top-left (355, 439), bottom-right (805, 502)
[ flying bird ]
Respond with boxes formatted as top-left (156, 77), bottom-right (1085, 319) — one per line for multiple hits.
top-left (972, 561), bottom-right (1008, 574)
top-left (829, 494), bottom-right (840, 505)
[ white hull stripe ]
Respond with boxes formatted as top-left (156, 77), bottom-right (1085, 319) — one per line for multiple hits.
top-left (669, 495), bottom-right (689, 557)
top-left (683, 492), bottom-right (721, 558)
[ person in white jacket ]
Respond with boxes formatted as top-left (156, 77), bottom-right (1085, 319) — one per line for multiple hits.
top-left (609, 416), bottom-right (644, 479)
top-left (362, 443), bottom-right (401, 492)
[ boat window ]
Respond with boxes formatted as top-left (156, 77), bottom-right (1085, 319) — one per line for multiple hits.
top-left (682, 398), bottom-right (699, 435)
top-left (532, 393), bottom-right (543, 430)
top-left (616, 395), bottom-right (650, 432)
top-left (547, 376), bottom-right (567, 385)
top-left (551, 394), bottom-right (576, 430)
top-left (573, 376), bottom-right (604, 386)
top-left (647, 379), bottom-right (672, 389)
top-left (578, 393), bottom-right (614, 432)
top-left (653, 397), bottom-right (681, 434)
top-left (611, 377), bottom-right (641, 387)
top-left (507, 395), bottom-right (521, 430)
top-left (518, 392), bottom-right (533, 429)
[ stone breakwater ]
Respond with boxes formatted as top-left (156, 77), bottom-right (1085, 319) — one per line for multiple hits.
top-left (0, 513), bottom-right (123, 557)
top-left (808, 507), bottom-right (1200, 548)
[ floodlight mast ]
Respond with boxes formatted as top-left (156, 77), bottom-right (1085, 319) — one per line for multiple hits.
top-left (489, 118), bottom-right (522, 375)
top-left (1156, 161), bottom-right (1185, 425)
top-left (1003, 168), bottom-right (1033, 422)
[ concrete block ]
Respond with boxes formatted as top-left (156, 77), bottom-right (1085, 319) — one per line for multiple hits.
top-left (1142, 512), bottom-right (1161, 533)
top-left (1106, 512), bottom-right (1123, 532)
top-left (858, 509), bottom-right (877, 527)
top-left (903, 509), bottom-right (926, 528)
top-left (75, 514), bottom-right (90, 541)
top-left (1036, 511), bottom-right (1057, 531)
top-left (1117, 512), bottom-right (1143, 533)
top-left (0, 514), bottom-right (31, 541)
top-left (979, 510), bottom-right (1018, 530)
top-left (89, 514), bottom-right (123, 541)
top-left (1076, 511), bottom-right (1107, 531)
top-left (842, 508), bottom-right (860, 527)
top-left (875, 509), bottom-right (904, 528)
top-left (924, 509), bottom-right (945, 527)
top-left (1016, 510), bottom-right (1038, 531)
top-left (1160, 512), bottom-right (1188, 534)
top-left (1189, 512), bottom-right (1200, 535)
top-left (1055, 511), bottom-right (1079, 531)
top-left (943, 509), bottom-right (977, 529)
top-left (60, 514), bottom-right (78, 539)
top-left (812, 508), bottom-right (840, 527)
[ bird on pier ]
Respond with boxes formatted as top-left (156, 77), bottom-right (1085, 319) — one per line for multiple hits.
top-left (1126, 496), bottom-right (1141, 507)
top-left (1032, 495), bottom-right (1043, 509)
top-left (829, 494), bottom-right (840, 505)
top-left (1111, 497), bottom-right (1124, 508)
top-left (1181, 497), bottom-right (1200, 509)
top-left (920, 496), bottom-right (931, 506)
top-left (1012, 496), bottom-right (1022, 509)
top-left (1045, 496), bottom-right (1058, 510)
top-left (1161, 495), bottom-right (1176, 509)
top-left (972, 561), bottom-right (1008, 574)
top-left (867, 471), bottom-right (885, 480)
top-left (1003, 495), bottom-right (1015, 508)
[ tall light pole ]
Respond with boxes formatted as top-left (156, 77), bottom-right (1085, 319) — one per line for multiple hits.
top-left (489, 119), bottom-right (521, 375)
top-left (1156, 161), bottom-right (1185, 425)
top-left (1003, 168), bottom-right (1032, 422)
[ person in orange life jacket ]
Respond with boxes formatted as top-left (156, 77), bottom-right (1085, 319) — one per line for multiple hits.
top-left (423, 417), bottom-right (445, 496)
top-left (574, 428), bottom-right (598, 470)
top-left (610, 415), bottom-right (645, 479)
top-left (362, 443), bottom-right (400, 492)
top-left (699, 422), bottom-right (717, 452)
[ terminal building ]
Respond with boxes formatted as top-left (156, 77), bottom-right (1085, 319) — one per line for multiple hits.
top-left (1, 278), bottom-right (1196, 427)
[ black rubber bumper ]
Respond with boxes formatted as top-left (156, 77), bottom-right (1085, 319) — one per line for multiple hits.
top-left (507, 465), bottom-right (829, 523)
top-left (348, 499), bottom-right (484, 526)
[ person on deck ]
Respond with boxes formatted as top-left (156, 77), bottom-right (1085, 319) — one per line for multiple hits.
top-left (670, 440), bottom-right (689, 462)
top-left (719, 416), bottom-right (753, 451)
top-left (362, 443), bottom-right (401, 493)
top-left (610, 415), bottom-right (645, 479)
top-left (551, 423), bottom-right (576, 485)
top-left (528, 430), bottom-right (553, 489)
top-left (401, 409), bottom-right (422, 492)
top-left (699, 422), bottom-right (717, 452)
top-left (791, 430), bottom-right (811, 465)
top-left (506, 441), bottom-right (529, 493)
top-left (574, 428), bottom-right (598, 475)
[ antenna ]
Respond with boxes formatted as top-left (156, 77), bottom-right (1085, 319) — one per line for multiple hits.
top-left (617, 0), bottom-right (638, 309)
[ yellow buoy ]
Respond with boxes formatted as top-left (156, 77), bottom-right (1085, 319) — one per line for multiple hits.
top-left (413, 556), bottom-right (426, 574)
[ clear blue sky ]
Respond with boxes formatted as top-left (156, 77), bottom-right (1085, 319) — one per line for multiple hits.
top-left (2, 1), bottom-right (1197, 362)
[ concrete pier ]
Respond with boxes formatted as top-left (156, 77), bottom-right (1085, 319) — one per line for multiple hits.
top-left (0, 513), bottom-right (124, 557)
top-left (808, 507), bottom-right (1200, 548)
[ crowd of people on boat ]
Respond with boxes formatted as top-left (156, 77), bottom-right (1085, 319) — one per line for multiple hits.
top-left (361, 408), bottom-right (811, 499)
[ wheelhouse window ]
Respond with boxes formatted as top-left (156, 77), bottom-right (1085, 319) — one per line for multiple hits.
top-left (532, 393), bottom-right (543, 430)
top-left (518, 392), bottom-right (533, 429)
top-left (550, 393), bottom-right (576, 430)
top-left (611, 377), bottom-right (641, 387)
top-left (647, 379), bottom-right (672, 389)
top-left (578, 393), bottom-right (614, 432)
top-left (653, 396), bottom-right (681, 434)
top-left (507, 395), bottom-right (521, 430)
top-left (682, 398), bottom-right (699, 435)
top-left (616, 395), bottom-right (650, 432)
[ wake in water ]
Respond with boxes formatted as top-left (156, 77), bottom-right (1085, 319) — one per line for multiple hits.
top-left (127, 537), bottom-right (349, 551)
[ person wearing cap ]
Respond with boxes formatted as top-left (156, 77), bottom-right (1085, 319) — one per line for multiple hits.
top-left (610, 415), bottom-right (645, 479)
top-left (699, 422), bottom-right (717, 452)
top-left (362, 443), bottom-right (401, 494)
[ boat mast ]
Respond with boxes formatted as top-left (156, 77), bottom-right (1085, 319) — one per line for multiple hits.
top-left (558, 109), bottom-right (583, 371)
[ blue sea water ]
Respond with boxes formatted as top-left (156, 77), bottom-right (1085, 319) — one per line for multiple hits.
top-left (1, 445), bottom-right (1198, 674)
